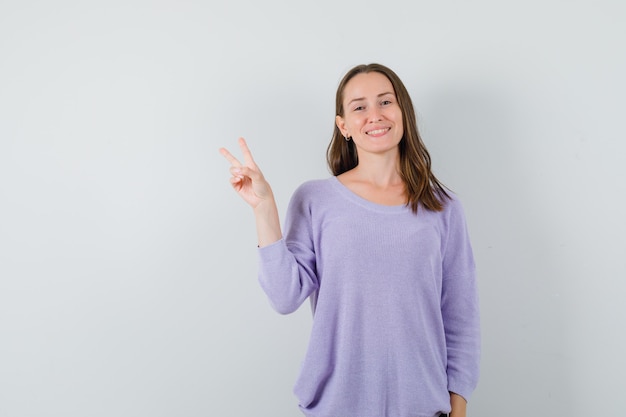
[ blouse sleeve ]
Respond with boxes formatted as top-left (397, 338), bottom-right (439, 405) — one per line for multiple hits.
top-left (257, 184), bottom-right (319, 314)
top-left (440, 197), bottom-right (481, 401)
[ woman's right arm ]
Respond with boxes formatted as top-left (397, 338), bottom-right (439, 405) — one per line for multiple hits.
top-left (220, 138), bottom-right (318, 313)
top-left (219, 137), bottom-right (282, 247)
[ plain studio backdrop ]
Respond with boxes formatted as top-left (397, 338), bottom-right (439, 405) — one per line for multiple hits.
top-left (0, 0), bottom-right (624, 416)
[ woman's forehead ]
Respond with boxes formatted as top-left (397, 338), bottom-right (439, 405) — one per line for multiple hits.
top-left (343, 72), bottom-right (395, 100)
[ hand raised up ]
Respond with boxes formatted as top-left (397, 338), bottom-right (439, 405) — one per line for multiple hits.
top-left (220, 138), bottom-right (282, 246)
top-left (219, 137), bottom-right (275, 209)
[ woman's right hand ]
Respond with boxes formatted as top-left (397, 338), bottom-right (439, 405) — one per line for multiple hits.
top-left (220, 138), bottom-right (283, 246)
top-left (219, 137), bottom-right (274, 209)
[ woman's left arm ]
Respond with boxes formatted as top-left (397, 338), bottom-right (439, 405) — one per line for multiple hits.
top-left (441, 197), bottom-right (481, 405)
top-left (449, 392), bottom-right (467, 417)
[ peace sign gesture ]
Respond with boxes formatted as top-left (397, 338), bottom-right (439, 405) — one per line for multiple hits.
top-left (219, 137), bottom-right (274, 209)
top-left (220, 138), bottom-right (282, 246)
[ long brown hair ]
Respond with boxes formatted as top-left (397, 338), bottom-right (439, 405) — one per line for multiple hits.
top-left (326, 63), bottom-right (450, 213)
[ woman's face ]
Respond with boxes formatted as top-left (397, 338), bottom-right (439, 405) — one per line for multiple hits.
top-left (336, 71), bottom-right (404, 158)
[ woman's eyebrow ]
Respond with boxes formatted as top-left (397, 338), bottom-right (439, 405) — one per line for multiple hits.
top-left (347, 92), bottom-right (395, 106)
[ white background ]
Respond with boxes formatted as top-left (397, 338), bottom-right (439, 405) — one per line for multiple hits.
top-left (1, 1), bottom-right (625, 416)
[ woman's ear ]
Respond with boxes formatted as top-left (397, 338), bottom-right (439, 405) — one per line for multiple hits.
top-left (336, 115), bottom-right (347, 137)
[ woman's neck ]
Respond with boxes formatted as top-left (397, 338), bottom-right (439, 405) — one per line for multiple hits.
top-left (349, 151), bottom-right (402, 188)
top-left (337, 152), bottom-right (407, 206)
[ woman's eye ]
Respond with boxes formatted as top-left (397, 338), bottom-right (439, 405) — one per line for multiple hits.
top-left (381, 100), bottom-right (392, 106)
top-left (354, 106), bottom-right (364, 111)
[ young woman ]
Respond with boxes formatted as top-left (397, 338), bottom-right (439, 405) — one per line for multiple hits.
top-left (220, 63), bottom-right (480, 417)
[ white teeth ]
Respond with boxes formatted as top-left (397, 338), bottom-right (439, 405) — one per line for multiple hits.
top-left (367, 128), bottom-right (389, 135)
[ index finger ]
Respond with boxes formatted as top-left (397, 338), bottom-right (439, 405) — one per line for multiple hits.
top-left (219, 146), bottom-right (242, 167)
top-left (238, 137), bottom-right (257, 167)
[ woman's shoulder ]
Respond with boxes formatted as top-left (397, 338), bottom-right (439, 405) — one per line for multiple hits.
top-left (437, 191), bottom-right (471, 226)
top-left (287, 177), bottom-right (342, 211)
top-left (442, 190), bottom-right (463, 209)
top-left (292, 177), bottom-right (336, 197)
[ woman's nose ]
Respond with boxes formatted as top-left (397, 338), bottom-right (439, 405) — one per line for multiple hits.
top-left (367, 108), bottom-right (382, 122)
